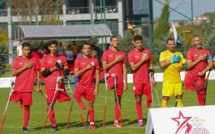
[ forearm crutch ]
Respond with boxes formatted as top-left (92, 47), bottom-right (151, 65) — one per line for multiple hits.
top-left (112, 73), bottom-right (123, 126)
top-left (0, 80), bottom-right (14, 134)
top-left (102, 73), bottom-right (109, 128)
top-left (204, 69), bottom-right (211, 105)
top-left (41, 76), bottom-right (64, 132)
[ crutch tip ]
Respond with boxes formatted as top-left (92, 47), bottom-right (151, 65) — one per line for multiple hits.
top-left (40, 129), bottom-right (44, 132)
top-left (84, 126), bottom-right (88, 130)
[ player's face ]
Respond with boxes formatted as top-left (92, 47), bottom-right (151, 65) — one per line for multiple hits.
top-left (193, 37), bottom-right (202, 49)
top-left (133, 40), bottom-right (143, 50)
top-left (82, 45), bottom-right (91, 56)
top-left (22, 46), bottom-right (30, 58)
top-left (110, 37), bottom-right (119, 48)
top-left (166, 40), bottom-right (175, 52)
top-left (49, 44), bottom-right (57, 54)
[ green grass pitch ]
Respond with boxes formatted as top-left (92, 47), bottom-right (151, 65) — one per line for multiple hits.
top-left (0, 81), bottom-right (215, 134)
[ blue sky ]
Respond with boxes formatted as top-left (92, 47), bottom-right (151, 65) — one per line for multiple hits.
top-left (153, 0), bottom-right (215, 20)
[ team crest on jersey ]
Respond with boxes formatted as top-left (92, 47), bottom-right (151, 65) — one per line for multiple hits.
top-left (171, 111), bottom-right (209, 134)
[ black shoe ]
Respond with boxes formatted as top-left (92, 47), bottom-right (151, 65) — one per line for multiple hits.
top-left (51, 126), bottom-right (58, 132)
top-left (22, 127), bottom-right (29, 134)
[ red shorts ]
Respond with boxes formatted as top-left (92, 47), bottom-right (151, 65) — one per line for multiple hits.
top-left (133, 82), bottom-right (151, 96)
top-left (73, 84), bottom-right (95, 101)
top-left (45, 90), bottom-right (71, 104)
top-left (10, 91), bottom-right (32, 106)
top-left (184, 73), bottom-right (206, 91)
top-left (106, 76), bottom-right (123, 96)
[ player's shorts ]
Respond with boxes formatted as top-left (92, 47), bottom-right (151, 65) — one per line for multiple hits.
top-left (184, 73), bottom-right (206, 92)
top-left (73, 83), bottom-right (95, 101)
top-left (133, 82), bottom-right (151, 96)
top-left (106, 76), bottom-right (123, 96)
top-left (45, 90), bottom-right (71, 104)
top-left (10, 91), bottom-right (32, 106)
top-left (162, 81), bottom-right (183, 97)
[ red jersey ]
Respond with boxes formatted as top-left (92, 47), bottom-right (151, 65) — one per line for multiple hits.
top-left (12, 56), bottom-right (40, 92)
top-left (102, 49), bottom-right (126, 84)
top-left (31, 52), bottom-right (41, 68)
top-left (128, 48), bottom-right (152, 83)
top-left (41, 54), bottom-right (67, 90)
top-left (74, 56), bottom-right (100, 87)
top-left (186, 47), bottom-right (211, 77)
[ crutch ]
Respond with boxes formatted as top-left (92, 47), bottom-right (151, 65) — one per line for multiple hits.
top-left (65, 77), bottom-right (88, 129)
top-left (65, 72), bottom-right (73, 93)
top-left (111, 73), bottom-right (124, 126)
top-left (40, 90), bottom-right (48, 109)
top-left (102, 73), bottom-right (109, 128)
top-left (40, 76), bottom-right (64, 132)
top-left (0, 80), bottom-right (14, 134)
top-left (149, 71), bottom-right (160, 108)
top-left (204, 69), bottom-right (211, 105)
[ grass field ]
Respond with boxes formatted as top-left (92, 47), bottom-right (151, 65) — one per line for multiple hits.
top-left (0, 81), bottom-right (215, 134)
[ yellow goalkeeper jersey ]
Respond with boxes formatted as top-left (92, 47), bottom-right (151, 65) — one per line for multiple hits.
top-left (159, 50), bottom-right (186, 83)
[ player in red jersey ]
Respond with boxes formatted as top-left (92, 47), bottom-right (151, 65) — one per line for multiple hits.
top-left (128, 35), bottom-right (156, 126)
top-left (184, 35), bottom-right (213, 106)
top-left (102, 36), bottom-right (128, 128)
top-left (11, 42), bottom-right (41, 133)
top-left (73, 42), bottom-right (100, 130)
top-left (41, 40), bottom-right (71, 131)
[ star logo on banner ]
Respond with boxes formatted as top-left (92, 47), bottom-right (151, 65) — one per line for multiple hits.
top-left (171, 111), bottom-right (192, 134)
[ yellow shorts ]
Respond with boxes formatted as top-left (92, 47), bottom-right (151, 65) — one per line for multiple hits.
top-left (162, 81), bottom-right (183, 97)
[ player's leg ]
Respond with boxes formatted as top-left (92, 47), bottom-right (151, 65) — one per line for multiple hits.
top-left (144, 83), bottom-right (152, 108)
top-left (21, 92), bottom-right (33, 134)
top-left (133, 83), bottom-right (144, 126)
top-left (73, 84), bottom-right (86, 110)
top-left (45, 90), bottom-right (58, 131)
top-left (113, 82), bottom-right (123, 128)
top-left (174, 82), bottom-right (184, 107)
top-left (196, 89), bottom-right (206, 106)
top-left (161, 82), bottom-right (173, 108)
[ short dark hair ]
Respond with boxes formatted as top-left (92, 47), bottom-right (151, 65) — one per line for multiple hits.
top-left (49, 40), bottom-right (58, 46)
top-left (166, 38), bottom-right (175, 44)
top-left (133, 35), bottom-right (142, 42)
top-left (22, 42), bottom-right (30, 49)
top-left (110, 36), bottom-right (118, 41)
top-left (81, 42), bottom-right (91, 48)
top-left (192, 35), bottom-right (200, 39)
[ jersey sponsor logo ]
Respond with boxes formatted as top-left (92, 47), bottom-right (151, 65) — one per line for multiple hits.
top-left (48, 61), bottom-right (52, 63)
top-left (81, 62), bottom-right (86, 65)
top-left (135, 56), bottom-right (139, 58)
top-left (109, 55), bottom-right (113, 57)
top-left (19, 62), bottom-right (23, 65)
top-left (194, 54), bottom-right (198, 57)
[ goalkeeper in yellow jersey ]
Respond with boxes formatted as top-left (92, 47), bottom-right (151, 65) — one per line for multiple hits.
top-left (159, 38), bottom-right (186, 108)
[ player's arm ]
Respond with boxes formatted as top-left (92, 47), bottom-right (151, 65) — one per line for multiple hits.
top-left (74, 64), bottom-right (94, 77)
top-left (41, 65), bottom-right (57, 77)
top-left (94, 70), bottom-right (100, 96)
top-left (12, 62), bottom-right (33, 76)
top-left (123, 63), bottom-right (128, 91)
top-left (102, 55), bottom-right (123, 70)
top-left (187, 53), bottom-right (206, 69)
top-left (35, 70), bottom-right (41, 92)
top-left (198, 58), bottom-right (213, 76)
top-left (130, 55), bottom-right (149, 71)
top-left (159, 60), bottom-right (171, 69)
top-left (149, 61), bottom-right (156, 84)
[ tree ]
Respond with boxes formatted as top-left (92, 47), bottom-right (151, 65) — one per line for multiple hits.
top-left (153, 4), bottom-right (170, 42)
top-left (0, 28), bottom-right (9, 76)
top-left (11, 0), bottom-right (62, 24)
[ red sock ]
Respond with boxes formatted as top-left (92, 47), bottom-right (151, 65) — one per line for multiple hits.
top-left (136, 102), bottom-right (142, 120)
top-left (197, 94), bottom-right (205, 106)
top-left (88, 109), bottom-right (94, 123)
top-left (23, 106), bottom-right (30, 128)
top-left (48, 108), bottom-right (56, 127)
top-left (114, 103), bottom-right (120, 121)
